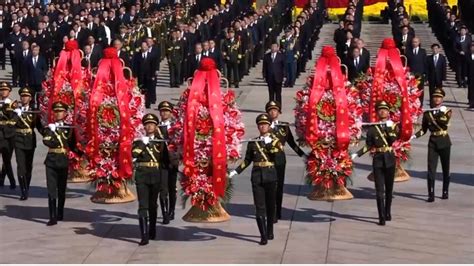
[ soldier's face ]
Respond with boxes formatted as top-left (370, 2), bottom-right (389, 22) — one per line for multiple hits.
top-left (268, 109), bottom-right (279, 120)
top-left (377, 109), bottom-right (389, 119)
top-left (0, 89), bottom-right (9, 98)
top-left (432, 96), bottom-right (443, 106)
top-left (145, 123), bottom-right (157, 135)
top-left (258, 123), bottom-right (270, 134)
top-left (54, 111), bottom-right (66, 121)
top-left (20, 95), bottom-right (31, 105)
top-left (160, 110), bottom-right (171, 120)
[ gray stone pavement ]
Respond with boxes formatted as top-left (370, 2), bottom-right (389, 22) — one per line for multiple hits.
top-left (0, 23), bottom-right (473, 264)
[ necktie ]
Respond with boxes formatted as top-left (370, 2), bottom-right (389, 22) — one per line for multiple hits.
top-left (461, 36), bottom-right (465, 42)
top-left (355, 58), bottom-right (358, 68)
top-left (33, 57), bottom-right (37, 67)
top-left (272, 53), bottom-right (275, 62)
top-left (403, 35), bottom-right (406, 42)
top-left (414, 48), bottom-right (417, 55)
top-left (434, 55), bottom-right (438, 65)
top-left (143, 53), bottom-right (146, 59)
top-left (24, 51), bottom-right (27, 57)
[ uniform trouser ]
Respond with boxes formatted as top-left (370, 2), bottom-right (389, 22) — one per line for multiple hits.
top-left (427, 145), bottom-right (451, 185)
top-left (0, 138), bottom-right (15, 186)
top-left (46, 166), bottom-right (68, 213)
top-left (15, 147), bottom-right (35, 188)
top-left (137, 182), bottom-right (161, 218)
top-left (169, 61), bottom-right (182, 87)
top-left (284, 61), bottom-right (296, 87)
top-left (252, 180), bottom-right (277, 218)
top-left (275, 161), bottom-right (286, 217)
top-left (373, 165), bottom-right (395, 202)
top-left (226, 62), bottom-right (239, 86)
top-left (165, 167), bottom-right (178, 212)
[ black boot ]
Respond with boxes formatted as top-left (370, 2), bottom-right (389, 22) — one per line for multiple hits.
top-left (57, 196), bottom-right (65, 221)
top-left (169, 192), bottom-right (176, 221)
top-left (442, 176), bottom-right (450, 199)
top-left (385, 195), bottom-right (392, 221)
top-left (138, 217), bottom-right (149, 246)
top-left (376, 198), bottom-right (385, 226)
top-left (160, 198), bottom-right (170, 224)
top-left (149, 209), bottom-right (157, 240)
top-left (19, 176), bottom-right (27, 201)
top-left (256, 216), bottom-right (268, 245)
top-left (47, 197), bottom-right (57, 226)
top-left (267, 216), bottom-right (274, 240)
top-left (427, 178), bottom-right (435, 202)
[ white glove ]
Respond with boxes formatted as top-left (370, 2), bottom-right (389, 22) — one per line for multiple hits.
top-left (48, 123), bottom-right (56, 132)
top-left (228, 170), bottom-right (237, 179)
top-left (263, 136), bottom-right (272, 144)
top-left (440, 106), bottom-right (447, 113)
top-left (141, 136), bottom-right (150, 145)
top-left (350, 153), bottom-right (358, 160)
top-left (4, 98), bottom-right (11, 104)
top-left (14, 108), bottom-right (22, 116)
top-left (410, 135), bottom-right (416, 140)
top-left (385, 120), bottom-right (394, 127)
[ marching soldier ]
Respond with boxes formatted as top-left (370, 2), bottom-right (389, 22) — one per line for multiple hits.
top-left (222, 29), bottom-right (241, 88)
top-left (166, 29), bottom-right (185, 88)
top-left (265, 101), bottom-right (306, 222)
top-left (13, 87), bottom-right (43, 200)
top-left (132, 113), bottom-right (170, 246)
top-left (157, 101), bottom-right (179, 222)
top-left (43, 102), bottom-right (77, 226)
top-left (352, 101), bottom-right (399, 226)
top-left (0, 82), bottom-right (16, 189)
top-left (412, 88), bottom-right (452, 201)
top-left (228, 114), bottom-right (282, 245)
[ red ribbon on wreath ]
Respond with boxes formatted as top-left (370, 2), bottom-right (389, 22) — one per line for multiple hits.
top-left (306, 46), bottom-right (350, 150)
top-left (369, 38), bottom-right (412, 141)
top-left (88, 47), bottom-right (133, 179)
top-left (182, 58), bottom-right (227, 198)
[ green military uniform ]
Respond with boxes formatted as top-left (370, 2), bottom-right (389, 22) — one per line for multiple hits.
top-left (414, 89), bottom-right (452, 201)
top-left (0, 82), bottom-right (16, 189)
top-left (355, 101), bottom-right (399, 226)
top-left (42, 102), bottom-right (76, 226)
top-left (222, 31), bottom-right (241, 88)
top-left (166, 37), bottom-right (185, 87)
top-left (266, 101), bottom-right (305, 221)
top-left (132, 113), bottom-right (170, 246)
top-left (13, 87), bottom-right (43, 200)
top-left (156, 101), bottom-right (179, 222)
top-left (152, 19), bottom-right (168, 61)
top-left (232, 114), bottom-right (282, 245)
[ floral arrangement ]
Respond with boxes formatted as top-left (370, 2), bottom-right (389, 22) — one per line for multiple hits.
top-left (168, 88), bottom-right (245, 210)
top-left (355, 67), bottom-right (422, 162)
top-left (294, 75), bottom-right (363, 188)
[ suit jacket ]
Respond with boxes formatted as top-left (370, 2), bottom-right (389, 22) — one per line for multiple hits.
top-left (262, 52), bottom-right (285, 83)
top-left (26, 55), bottom-right (48, 87)
top-left (132, 52), bottom-right (155, 85)
top-left (468, 53), bottom-right (474, 85)
top-left (118, 50), bottom-right (131, 68)
top-left (205, 48), bottom-right (223, 70)
top-left (454, 35), bottom-right (472, 55)
top-left (18, 49), bottom-right (31, 84)
top-left (406, 47), bottom-right (427, 75)
top-left (89, 44), bottom-right (103, 68)
top-left (346, 56), bottom-right (369, 81)
top-left (395, 33), bottom-right (414, 53)
top-left (147, 46), bottom-right (160, 72)
top-left (359, 47), bottom-right (371, 67)
top-left (188, 53), bottom-right (203, 77)
top-left (426, 54), bottom-right (447, 85)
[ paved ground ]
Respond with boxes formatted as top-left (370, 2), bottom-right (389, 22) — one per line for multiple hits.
top-left (0, 22), bottom-right (473, 264)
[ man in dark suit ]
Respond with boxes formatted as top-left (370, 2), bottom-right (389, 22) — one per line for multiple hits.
top-left (18, 41), bottom-right (31, 88)
top-left (87, 35), bottom-right (102, 68)
top-left (468, 43), bottom-right (474, 108)
top-left (426, 44), bottom-right (447, 106)
top-left (453, 26), bottom-right (472, 88)
top-left (113, 39), bottom-right (131, 68)
top-left (26, 45), bottom-right (48, 108)
top-left (7, 23), bottom-right (24, 86)
top-left (346, 47), bottom-right (369, 82)
top-left (133, 41), bottom-right (155, 109)
top-left (263, 43), bottom-right (285, 106)
top-left (395, 26), bottom-right (414, 55)
top-left (356, 38), bottom-right (371, 68)
top-left (0, 15), bottom-right (6, 70)
top-left (406, 37), bottom-right (427, 105)
top-left (206, 39), bottom-right (223, 71)
top-left (188, 43), bottom-right (203, 78)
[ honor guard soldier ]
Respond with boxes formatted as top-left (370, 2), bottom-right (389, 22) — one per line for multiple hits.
top-left (43, 102), bottom-right (77, 226)
top-left (228, 114), bottom-right (282, 245)
top-left (166, 29), bottom-right (185, 88)
top-left (222, 29), bottom-right (241, 88)
top-left (352, 101), bottom-right (399, 226)
top-left (132, 113), bottom-right (170, 246)
top-left (13, 87), bottom-right (43, 200)
top-left (0, 82), bottom-right (16, 189)
top-left (157, 101), bottom-right (179, 222)
top-left (412, 88), bottom-right (452, 201)
top-left (266, 101), bottom-right (306, 222)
